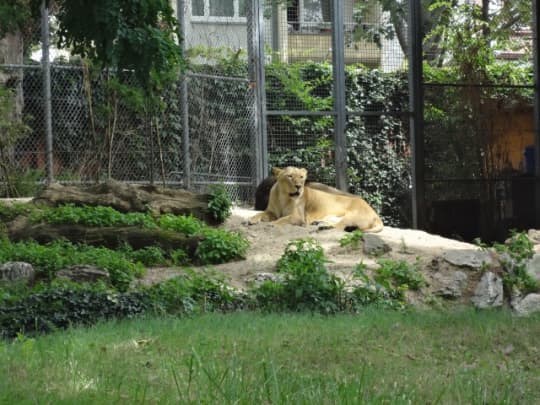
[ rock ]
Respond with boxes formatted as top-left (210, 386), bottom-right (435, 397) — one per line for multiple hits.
top-left (0, 262), bottom-right (35, 283)
top-left (362, 233), bottom-right (391, 256)
top-left (432, 270), bottom-right (468, 298)
top-left (471, 272), bottom-right (503, 309)
top-left (442, 249), bottom-right (493, 270)
top-left (56, 265), bottom-right (110, 283)
top-left (527, 229), bottom-right (540, 244)
top-left (525, 253), bottom-right (540, 284)
top-left (249, 272), bottom-right (284, 285)
top-left (512, 293), bottom-right (540, 316)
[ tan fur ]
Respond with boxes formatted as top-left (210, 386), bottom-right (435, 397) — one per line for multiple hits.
top-left (249, 167), bottom-right (383, 232)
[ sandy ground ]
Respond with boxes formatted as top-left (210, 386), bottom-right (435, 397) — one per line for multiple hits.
top-left (143, 207), bottom-right (479, 291)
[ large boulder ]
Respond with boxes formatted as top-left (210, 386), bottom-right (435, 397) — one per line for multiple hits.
top-left (471, 272), bottom-right (503, 309)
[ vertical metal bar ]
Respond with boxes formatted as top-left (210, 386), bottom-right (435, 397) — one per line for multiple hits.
top-left (332, 0), bottom-right (348, 191)
top-left (247, 0), bottom-right (268, 185)
top-left (41, 0), bottom-right (53, 184)
top-left (533, 0), bottom-right (540, 227)
top-left (177, 0), bottom-right (191, 189)
top-left (408, 0), bottom-right (425, 229)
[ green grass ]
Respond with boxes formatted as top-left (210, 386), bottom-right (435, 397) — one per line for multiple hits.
top-left (1, 310), bottom-right (539, 404)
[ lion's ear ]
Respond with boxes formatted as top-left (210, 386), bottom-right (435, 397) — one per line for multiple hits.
top-left (271, 167), bottom-right (283, 177)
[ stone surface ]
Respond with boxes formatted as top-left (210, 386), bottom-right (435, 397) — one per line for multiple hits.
top-left (512, 293), bottom-right (540, 316)
top-left (432, 270), bottom-right (468, 298)
top-left (56, 265), bottom-right (110, 283)
top-left (362, 233), bottom-right (391, 256)
top-left (249, 272), bottom-right (284, 285)
top-left (0, 262), bottom-right (35, 283)
top-left (471, 272), bottom-right (503, 309)
top-left (525, 253), bottom-right (540, 284)
top-left (527, 229), bottom-right (540, 244)
top-left (442, 249), bottom-right (493, 269)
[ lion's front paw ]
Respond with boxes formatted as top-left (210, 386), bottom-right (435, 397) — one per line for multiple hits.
top-left (312, 220), bottom-right (335, 231)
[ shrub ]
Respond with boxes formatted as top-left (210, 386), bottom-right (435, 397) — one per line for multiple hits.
top-left (494, 231), bottom-right (537, 294)
top-left (195, 228), bottom-right (249, 265)
top-left (339, 230), bottom-right (364, 249)
top-left (0, 239), bottom-right (144, 292)
top-left (374, 258), bottom-right (426, 292)
top-left (157, 214), bottom-right (205, 235)
top-left (0, 285), bottom-right (149, 339)
top-left (257, 238), bottom-right (345, 313)
top-left (31, 204), bottom-right (156, 228)
top-left (207, 184), bottom-right (232, 223)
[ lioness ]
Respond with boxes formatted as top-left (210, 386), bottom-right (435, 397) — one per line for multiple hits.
top-left (254, 167), bottom-right (349, 210)
top-left (248, 166), bottom-right (383, 232)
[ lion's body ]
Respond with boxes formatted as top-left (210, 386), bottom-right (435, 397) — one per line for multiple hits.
top-left (249, 167), bottom-right (383, 232)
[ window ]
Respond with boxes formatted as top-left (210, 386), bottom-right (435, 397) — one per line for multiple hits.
top-left (191, 0), bottom-right (247, 22)
top-left (287, 0), bottom-right (332, 32)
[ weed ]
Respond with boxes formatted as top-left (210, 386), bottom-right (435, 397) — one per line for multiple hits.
top-left (256, 238), bottom-right (345, 313)
top-left (338, 230), bottom-right (364, 249)
top-left (0, 239), bottom-right (144, 291)
top-left (31, 204), bottom-right (156, 228)
top-left (195, 229), bottom-right (249, 265)
top-left (375, 258), bottom-right (426, 291)
top-left (157, 214), bottom-right (204, 235)
top-left (207, 184), bottom-right (232, 223)
top-left (494, 230), bottom-right (537, 294)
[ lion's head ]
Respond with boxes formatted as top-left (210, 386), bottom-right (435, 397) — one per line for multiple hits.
top-left (273, 167), bottom-right (307, 198)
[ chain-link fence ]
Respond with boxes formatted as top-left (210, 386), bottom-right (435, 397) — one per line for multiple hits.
top-left (1, 1), bottom-right (539, 240)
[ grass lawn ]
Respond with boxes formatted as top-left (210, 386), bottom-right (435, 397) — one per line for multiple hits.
top-left (1, 309), bottom-right (539, 404)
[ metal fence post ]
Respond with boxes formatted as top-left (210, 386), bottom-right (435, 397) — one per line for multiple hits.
top-left (247, 0), bottom-right (268, 186)
top-left (41, 0), bottom-right (53, 184)
top-left (177, 0), bottom-right (191, 189)
top-left (533, 0), bottom-right (540, 227)
top-left (332, 0), bottom-right (348, 191)
top-left (408, 0), bottom-right (425, 229)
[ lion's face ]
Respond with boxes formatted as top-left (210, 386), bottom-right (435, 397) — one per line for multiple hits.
top-left (276, 167), bottom-right (307, 198)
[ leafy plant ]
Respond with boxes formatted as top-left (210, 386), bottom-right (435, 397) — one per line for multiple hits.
top-left (157, 214), bottom-right (205, 235)
top-left (375, 258), bottom-right (426, 292)
top-left (0, 239), bottom-right (144, 292)
top-left (207, 184), bottom-right (232, 223)
top-left (195, 229), bottom-right (249, 265)
top-left (348, 262), bottom-right (406, 310)
top-left (494, 231), bottom-right (537, 294)
top-left (31, 204), bottom-right (157, 228)
top-left (339, 230), bottom-right (364, 249)
top-left (120, 245), bottom-right (167, 267)
top-left (257, 238), bottom-right (345, 313)
top-left (0, 285), bottom-right (149, 339)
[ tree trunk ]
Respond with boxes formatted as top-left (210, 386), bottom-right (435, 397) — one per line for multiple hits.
top-left (32, 180), bottom-right (221, 224)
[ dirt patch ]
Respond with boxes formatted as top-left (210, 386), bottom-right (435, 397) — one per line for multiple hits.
top-left (143, 207), bottom-right (485, 302)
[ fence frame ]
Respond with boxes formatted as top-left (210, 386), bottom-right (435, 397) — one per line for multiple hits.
top-left (4, 0), bottom-right (540, 233)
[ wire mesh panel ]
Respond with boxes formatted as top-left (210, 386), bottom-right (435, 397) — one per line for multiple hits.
top-left (178, 0), bottom-right (257, 201)
top-left (263, 0), bottom-right (411, 226)
top-left (183, 73), bottom-right (255, 201)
